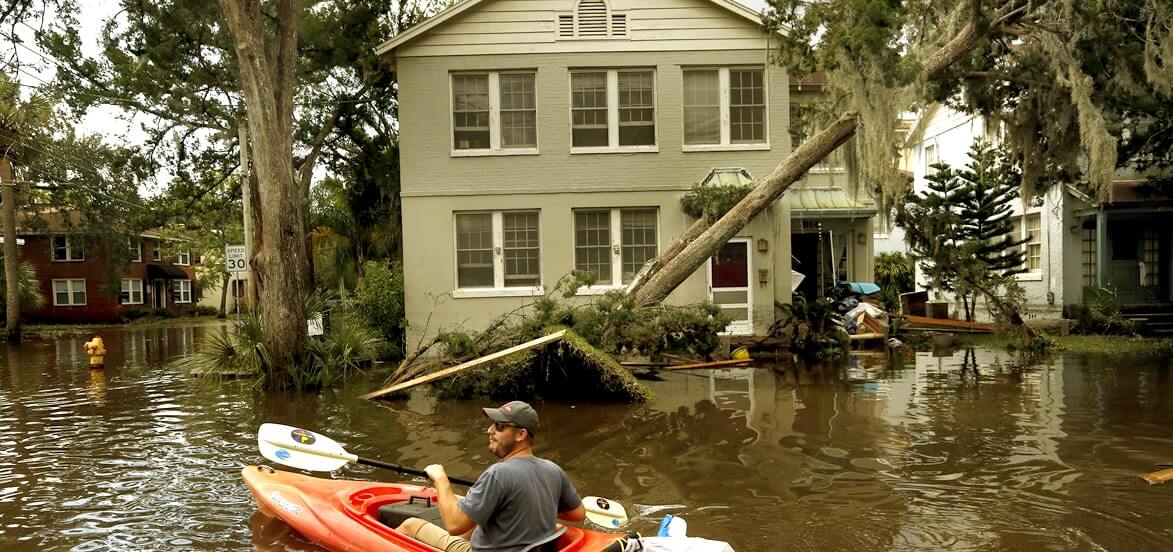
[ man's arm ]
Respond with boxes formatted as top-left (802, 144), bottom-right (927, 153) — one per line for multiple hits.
top-left (558, 502), bottom-right (586, 522)
top-left (425, 464), bottom-right (477, 535)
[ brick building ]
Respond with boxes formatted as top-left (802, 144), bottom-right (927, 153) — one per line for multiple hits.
top-left (12, 212), bottom-right (202, 323)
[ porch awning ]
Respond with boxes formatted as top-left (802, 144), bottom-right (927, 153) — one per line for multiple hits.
top-left (147, 264), bottom-right (189, 279)
top-left (788, 187), bottom-right (877, 219)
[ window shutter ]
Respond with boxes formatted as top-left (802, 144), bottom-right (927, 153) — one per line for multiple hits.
top-left (610, 14), bottom-right (626, 36)
top-left (577, 0), bottom-right (607, 36)
top-left (558, 14), bottom-right (574, 37)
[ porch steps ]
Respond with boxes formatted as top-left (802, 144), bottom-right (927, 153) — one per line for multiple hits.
top-left (1119, 306), bottom-right (1173, 336)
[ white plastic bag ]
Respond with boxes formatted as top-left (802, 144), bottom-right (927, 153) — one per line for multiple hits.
top-left (625, 536), bottom-right (735, 552)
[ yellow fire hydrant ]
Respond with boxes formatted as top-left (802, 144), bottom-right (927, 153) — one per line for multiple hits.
top-left (83, 336), bottom-right (106, 369)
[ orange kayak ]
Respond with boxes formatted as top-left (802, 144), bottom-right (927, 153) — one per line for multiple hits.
top-left (242, 465), bottom-right (620, 552)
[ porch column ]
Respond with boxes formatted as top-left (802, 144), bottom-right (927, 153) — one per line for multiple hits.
top-left (1096, 209), bottom-right (1108, 288)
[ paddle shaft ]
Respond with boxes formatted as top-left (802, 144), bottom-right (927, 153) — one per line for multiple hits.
top-left (357, 456), bottom-right (477, 487)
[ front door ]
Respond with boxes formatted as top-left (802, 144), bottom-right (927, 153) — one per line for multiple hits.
top-left (709, 239), bottom-right (752, 335)
top-left (152, 280), bottom-right (166, 309)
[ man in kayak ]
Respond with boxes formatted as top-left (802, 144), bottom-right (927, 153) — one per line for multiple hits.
top-left (397, 400), bottom-right (587, 552)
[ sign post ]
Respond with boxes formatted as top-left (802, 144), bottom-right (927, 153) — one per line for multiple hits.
top-left (225, 245), bottom-right (246, 313)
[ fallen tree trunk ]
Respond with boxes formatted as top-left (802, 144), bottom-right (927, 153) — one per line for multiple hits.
top-left (627, 217), bottom-right (709, 296)
top-left (632, 19), bottom-right (990, 308)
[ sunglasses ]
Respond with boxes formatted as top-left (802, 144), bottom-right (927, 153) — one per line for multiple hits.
top-left (491, 421), bottom-right (519, 432)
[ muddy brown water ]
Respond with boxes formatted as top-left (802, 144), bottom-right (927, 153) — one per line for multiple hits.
top-left (2, 323), bottom-right (1173, 551)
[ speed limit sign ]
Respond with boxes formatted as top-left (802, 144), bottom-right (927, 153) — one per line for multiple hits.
top-left (225, 245), bottom-right (247, 275)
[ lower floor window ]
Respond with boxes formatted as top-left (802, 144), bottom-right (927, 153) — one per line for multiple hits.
top-left (53, 279), bottom-right (87, 306)
top-left (1081, 226), bottom-right (1097, 287)
top-left (121, 278), bottom-right (144, 305)
top-left (173, 279), bottom-right (192, 303)
top-left (455, 210), bottom-right (541, 289)
top-left (573, 207), bottom-right (658, 285)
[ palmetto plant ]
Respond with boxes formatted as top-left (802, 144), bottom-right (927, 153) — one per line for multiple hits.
top-left (0, 259), bottom-right (47, 319)
top-left (770, 297), bottom-right (848, 360)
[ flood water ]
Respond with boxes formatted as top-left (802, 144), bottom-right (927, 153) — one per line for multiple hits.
top-left (2, 323), bottom-right (1173, 551)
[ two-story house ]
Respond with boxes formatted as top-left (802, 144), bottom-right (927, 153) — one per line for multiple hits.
top-left (378, 0), bottom-right (875, 344)
top-left (14, 211), bottom-right (203, 323)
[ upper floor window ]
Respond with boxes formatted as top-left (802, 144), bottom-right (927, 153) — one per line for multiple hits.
top-left (452, 72), bottom-right (537, 155)
top-left (176, 251), bottom-right (191, 266)
top-left (570, 69), bottom-right (656, 152)
top-left (51, 236), bottom-right (84, 261)
top-left (683, 67), bottom-right (766, 150)
top-left (557, 0), bottom-right (627, 39)
top-left (455, 211), bottom-right (541, 293)
top-left (151, 242), bottom-right (161, 261)
top-left (924, 142), bottom-right (938, 173)
top-left (128, 239), bottom-right (142, 262)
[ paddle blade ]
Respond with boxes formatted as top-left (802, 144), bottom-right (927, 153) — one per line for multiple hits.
top-left (257, 423), bottom-right (355, 472)
top-left (583, 496), bottom-right (628, 529)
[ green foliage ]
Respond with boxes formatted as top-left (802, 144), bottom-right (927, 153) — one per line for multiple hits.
top-left (183, 292), bottom-right (386, 390)
top-left (874, 252), bottom-right (914, 290)
top-left (770, 297), bottom-right (848, 360)
top-left (191, 305), bottom-right (219, 316)
top-left (353, 261), bottom-right (405, 359)
top-left (680, 182), bottom-right (752, 222)
top-left (984, 279), bottom-right (1027, 325)
top-left (1064, 287), bottom-right (1140, 335)
top-left (897, 140), bottom-right (1029, 321)
top-left (0, 259), bottom-right (46, 320)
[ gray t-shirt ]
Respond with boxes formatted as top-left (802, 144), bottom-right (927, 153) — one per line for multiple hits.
top-left (457, 456), bottom-right (581, 552)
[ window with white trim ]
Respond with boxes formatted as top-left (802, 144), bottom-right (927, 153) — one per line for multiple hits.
top-left (452, 71), bottom-right (537, 153)
top-left (128, 239), bottom-right (142, 262)
top-left (52, 279), bottom-right (87, 306)
top-left (173, 279), bottom-right (192, 303)
top-left (121, 278), bottom-right (144, 305)
top-left (51, 236), bottom-right (84, 261)
top-left (151, 241), bottom-right (161, 261)
top-left (574, 208), bottom-right (658, 286)
top-left (924, 142), bottom-right (938, 173)
top-left (455, 211), bottom-right (541, 290)
top-left (176, 251), bottom-right (191, 265)
top-left (1024, 213), bottom-right (1041, 271)
top-left (682, 67), bottom-right (766, 148)
top-left (571, 69), bottom-right (656, 150)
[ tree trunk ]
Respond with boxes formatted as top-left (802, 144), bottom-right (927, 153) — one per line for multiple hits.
top-left (633, 18), bottom-right (991, 308)
top-left (627, 217), bottom-right (709, 296)
top-left (1, 155), bottom-right (20, 342)
top-left (634, 114), bottom-right (858, 307)
top-left (219, 0), bottom-right (310, 379)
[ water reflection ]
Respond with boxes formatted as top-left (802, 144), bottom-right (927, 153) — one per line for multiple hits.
top-left (2, 329), bottom-right (1173, 551)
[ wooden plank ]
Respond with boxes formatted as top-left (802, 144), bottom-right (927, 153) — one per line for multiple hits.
top-left (662, 358), bottom-right (753, 371)
top-left (903, 315), bottom-right (995, 332)
top-left (1141, 467), bottom-right (1173, 485)
top-left (849, 332), bottom-right (886, 341)
top-left (359, 330), bottom-right (567, 400)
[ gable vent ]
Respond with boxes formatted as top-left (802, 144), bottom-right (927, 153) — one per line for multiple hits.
top-left (610, 14), bottom-right (627, 36)
top-left (577, 0), bottom-right (608, 37)
top-left (558, 14), bottom-right (574, 37)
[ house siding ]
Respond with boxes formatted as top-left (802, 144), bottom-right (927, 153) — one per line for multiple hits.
top-left (397, 0), bottom-right (770, 57)
top-left (396, 49), bottom-right (787, 198)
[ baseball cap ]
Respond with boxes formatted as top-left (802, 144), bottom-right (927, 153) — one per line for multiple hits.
top-left (482, 400), bottom-right (539, 435)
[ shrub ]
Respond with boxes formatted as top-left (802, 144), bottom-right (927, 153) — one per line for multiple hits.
top-left (121, 307), bottom-right (155, 321)
top-left (192, 305), bottom-right (219, 316)
top-left (770, 297), bottom-right (848, 360)
top-left (1064, 287), bottom-right (1139, 335)
top-left (354, 261), bottom-right (406, 359)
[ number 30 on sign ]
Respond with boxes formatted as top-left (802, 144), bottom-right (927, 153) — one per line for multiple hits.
top-left (225, 245), bottom-right (247, 274)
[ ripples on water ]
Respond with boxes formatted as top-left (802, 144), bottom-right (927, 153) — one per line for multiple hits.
top-left (2, 325), bottom-right (1173, 551)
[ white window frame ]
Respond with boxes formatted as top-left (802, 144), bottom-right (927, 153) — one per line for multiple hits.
top-left (681, 67), bottom-right (769, 152)
top-left (450, 71), bottom-right (539, 157)
top-left (569, 69), bottom-right (658, 154)
top-left (151, 241), bottom-right (161, 261)
top-left (923, 141), bottom-right (939, 174)
top-left (128, 239), bottom-right (142, 262)
top-left (175, 250), bottom-right (191, 266)
top-left (51, 235), bottom-right (84, 261)
top-left (452, 211), bottom-right (544, 298)
top-left (121, 278), bottom-right (144, 305)
top-left (173, 279), bottom-right (192, 304)
top-left (1013, 212), bottom-right (1043, 281)
top-left (573, 207), bottom-right (660, 294)
top-left (52, 279), bottom-right (87, 306)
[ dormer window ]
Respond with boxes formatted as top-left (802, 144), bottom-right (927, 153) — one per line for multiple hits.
top-left (557, 0), bottom-right (627, 39)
